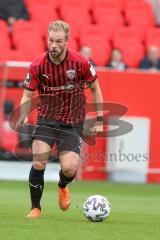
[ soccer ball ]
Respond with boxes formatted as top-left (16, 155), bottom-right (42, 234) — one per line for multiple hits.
top-left (83, 195), bottom-right (111, 222)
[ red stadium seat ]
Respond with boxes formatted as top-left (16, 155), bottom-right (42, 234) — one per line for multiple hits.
top-left (94, 9), bottom-right (124, 29)
top-left (93, 0), bottom-right (122, 12)
top-left (113, 26), bottom-right (145, 44)
top-left (27, 5), bottom-right (58, 38)
top-left (12, 21), bottom-right (44, 52)
top-left (115, 0), bottom-right (142, 12)
top-left (113, 38), bottom-right (145, 67)
top-left (118, 0), bottom-right (126, 11)
top-left (126, 12), bottom-right (155, 33)
top-left (13, 20), bottom-right (38, 33)
top-left (80, 24), bottom-right (113, 43)
top-left (29, 5), bottom-right (58, 22)
top-left (61, 8), bottom-right (91, 26)
top-left (60, 0), bottom-right (93, 12)
top-left (125, 0), bottom-right (154, 17)
top-left (124, 0), bottom-right (144, 9)
top-left (146, 28), bottom-right (160, 49)
top-left (13, 31), bottom-right (44, 52)
top-left (125, 1), bottom-right (155, 30)
top-left (25, 0), bottom-right (60, 10)
top-left (30, 10), bottom-right (58, 38)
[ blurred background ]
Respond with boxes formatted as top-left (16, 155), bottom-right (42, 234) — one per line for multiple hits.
top-left (0, 0), bottom-right (160, 184)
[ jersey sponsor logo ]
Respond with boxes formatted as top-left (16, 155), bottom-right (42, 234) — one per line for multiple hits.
top-left (42, 82), bottom-right (77, 92)
top-left (66, 69), bottom-right (75, 80)
top-left (24, 73), bottom-right (31, 85)
top-left (89, 62), bottom-right (96, 76)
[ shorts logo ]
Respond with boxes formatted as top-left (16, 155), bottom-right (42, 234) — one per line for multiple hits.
top-left (66, 70), bottom-right (75, 80)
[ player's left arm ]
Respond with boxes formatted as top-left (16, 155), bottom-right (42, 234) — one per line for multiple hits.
top-left (89, 79), bottom-right (103, 134)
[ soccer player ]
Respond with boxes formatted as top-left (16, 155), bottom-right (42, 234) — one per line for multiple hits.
top-left (16, 20), bottom-right (103, 218)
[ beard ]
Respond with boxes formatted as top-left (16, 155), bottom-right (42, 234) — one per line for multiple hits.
top-left (50, 47), bottom-right (66, 59)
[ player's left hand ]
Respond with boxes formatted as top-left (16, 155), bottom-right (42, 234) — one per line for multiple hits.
top-left (91, 121), bottom-right (103, 136)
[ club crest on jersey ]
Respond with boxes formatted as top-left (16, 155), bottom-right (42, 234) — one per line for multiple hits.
top-left (66, 70), bottom-right (75, 80)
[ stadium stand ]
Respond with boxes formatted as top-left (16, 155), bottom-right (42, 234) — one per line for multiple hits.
top-left (0, 0), bottom-right (160, 67)
top-left (0, 0), bottom-right (158, 65)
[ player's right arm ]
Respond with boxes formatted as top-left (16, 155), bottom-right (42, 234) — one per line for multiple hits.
top-left (16, 63), bottom-right (38, 128)
top-left (16, 89), bottom-right (34, 128)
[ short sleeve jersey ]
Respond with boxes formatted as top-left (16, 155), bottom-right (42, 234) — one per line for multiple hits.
top-left (23, 49), bottom-right (97, 124)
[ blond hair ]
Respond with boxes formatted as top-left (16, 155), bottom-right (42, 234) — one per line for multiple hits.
top-left (48, 20), bottom-right (70, 40)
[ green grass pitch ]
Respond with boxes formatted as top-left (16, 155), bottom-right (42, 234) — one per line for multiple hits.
top-left (0, 180), bottom-right (160, 240)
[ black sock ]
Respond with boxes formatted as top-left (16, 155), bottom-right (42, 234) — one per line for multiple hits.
top-left (58, 169), bottom-right (76, 188)
top-left (29, 166), bottom-right (45, 210)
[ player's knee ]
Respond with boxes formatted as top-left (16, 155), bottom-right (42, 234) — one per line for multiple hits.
top-left (62, 163), bottom-right (78, 177)
top-left (32, 161), bottom-right (47, 170)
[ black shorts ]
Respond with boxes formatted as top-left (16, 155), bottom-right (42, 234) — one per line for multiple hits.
top-left (32, 117), bottom-right (83, 154)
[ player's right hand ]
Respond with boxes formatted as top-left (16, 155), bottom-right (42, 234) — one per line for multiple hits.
top-left (16, 115), bottom-right (28, 129)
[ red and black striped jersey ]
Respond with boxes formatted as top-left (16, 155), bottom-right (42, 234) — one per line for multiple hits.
top-left (23, 49), bottom-right (97, 125)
